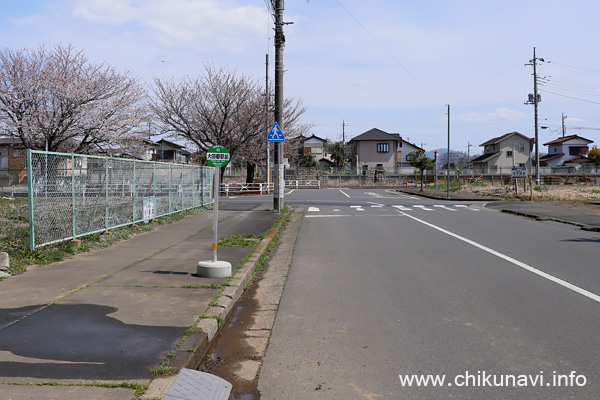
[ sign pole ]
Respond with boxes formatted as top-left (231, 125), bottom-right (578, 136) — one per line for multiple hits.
top-left (212, 166), bottom-right (219, 263)
top-left (267, 121), bottom-right (285, 212)
top-left (197, 144), bottom-right (231, 278)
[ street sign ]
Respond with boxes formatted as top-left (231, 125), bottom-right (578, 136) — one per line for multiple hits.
top-left (206, 145), bottom-right (230, 167)
top-left (267, 122), bottom-right (284, 142)
top-left (511, 167), bottom-right (527, 179)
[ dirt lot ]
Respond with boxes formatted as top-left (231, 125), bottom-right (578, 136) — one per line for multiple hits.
top-left (459, 183), bottom-right (600, 210)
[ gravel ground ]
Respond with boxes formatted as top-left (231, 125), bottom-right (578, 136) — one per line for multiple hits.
top-left (459, 184), bottom-right (600, 209)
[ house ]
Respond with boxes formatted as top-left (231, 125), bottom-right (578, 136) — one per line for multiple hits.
top-left (348, 128), bottom-right (423, 170)
top-left (302, 135), bottom-right (329, 166)
top-left (0, 137), bottom-right (26, 171)
top-left (471, 132), bottom-right (531, 173)
top-left (156, 139), bottom-right (189, 163)
top-left (539, 135), bottom-right (594, 167)
top-left (141, 139), bottom-right (160, 161)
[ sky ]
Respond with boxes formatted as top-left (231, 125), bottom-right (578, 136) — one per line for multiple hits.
top-left (2, 0), bottom-right (600, 155)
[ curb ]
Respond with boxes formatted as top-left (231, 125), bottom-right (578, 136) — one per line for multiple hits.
top-left (497, 208), bottom-right (600, 231)
top-left (143, 208), bottom-right (292, 398)
top-left (397, 189), bottom-right (494, 202)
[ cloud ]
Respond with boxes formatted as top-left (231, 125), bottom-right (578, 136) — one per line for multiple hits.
top-left (23, 0), bottom-right (270, 54)
top-left (457, 108), bottom-right (527, 125)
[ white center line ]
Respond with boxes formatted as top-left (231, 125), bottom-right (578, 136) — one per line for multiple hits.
top-left (307, 207), bottom-right (320, 212)
top-left (396, 210), bottom-right (600, 304)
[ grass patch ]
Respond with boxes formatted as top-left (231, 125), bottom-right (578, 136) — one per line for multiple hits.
top-left (218, 234), bottom-right (261, 247)
top-left (0, 200), bottom-right (210, 278)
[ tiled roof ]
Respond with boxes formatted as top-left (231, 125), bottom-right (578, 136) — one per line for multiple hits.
top-left (564, 155), bottom-right (592, 164)
top-left (471, 152), bottom-right (500, 163)
top-left (480, 132), bottom-right (530, 146)
top-left (539, 153), bottom-right (564, 161)
top-left (544, 135), bottom-right (593, 146)
top-left (349, 128), bottom-right (401, 142)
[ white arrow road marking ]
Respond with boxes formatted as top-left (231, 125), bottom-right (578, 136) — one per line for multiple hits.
top-left (367, 202), bottom-right (385, 208)
top-left (350, 206), bottom-right (365, 211)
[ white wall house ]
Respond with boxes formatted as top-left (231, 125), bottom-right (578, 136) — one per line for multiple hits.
top-left (471, 132), bottom-right (531, 173)
top-left (348, 128), bottom-right (424, 171)
top-left (302, 135), bottom-right (328, 164)
top-left (539, 135), bottom-right (594, 167)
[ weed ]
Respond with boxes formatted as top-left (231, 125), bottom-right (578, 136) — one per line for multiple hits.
top-left (151, 362), bottom-right (174, 375)
top-left (218, 234), bottom-right (260, 247)
top-left (0, 201), bottom-right (209, 277)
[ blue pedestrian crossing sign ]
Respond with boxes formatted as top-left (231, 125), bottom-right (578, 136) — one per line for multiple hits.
top-left (267, 122), bottom-right (285, 142)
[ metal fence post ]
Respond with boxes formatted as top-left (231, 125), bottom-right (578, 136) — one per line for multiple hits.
top-left (106, 158), bottom-right (109, 230)
top-left (27, 149), bottom-right (35, 250)
top-left (72, 153), bottom-right (76, 239)
top-left (132, 159), bottom-right (136, 222)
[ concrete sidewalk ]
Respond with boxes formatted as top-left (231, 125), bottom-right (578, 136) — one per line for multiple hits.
top-left (0, 203), bottom-right (281, 399)
top-left (399, 187), bottom-right (600, 231)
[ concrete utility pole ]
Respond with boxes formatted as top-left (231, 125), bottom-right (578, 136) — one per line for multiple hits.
top-left (526, 47), bottom-right (544, 185)
top-left (342, 120), bottom-right (347, 144)
top-left (273, 0), bottom-right (285, 212)
top-left (446, 104), bottom-right (450, 199)
top-left (562, 113), bottom-right (567, 137)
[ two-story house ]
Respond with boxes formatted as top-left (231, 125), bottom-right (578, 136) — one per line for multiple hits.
top-left (471, 132), bottom-right (532, 173)
top-left (539, 135), bottom-right (594, 167)
top-left (302, 135), bottom-right (330, 166)
top-left (348, 128), bottom-right (423, 170)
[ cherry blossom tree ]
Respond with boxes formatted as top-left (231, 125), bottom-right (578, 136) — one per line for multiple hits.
top-left (0, 44), bottom-right (148, 153)
top-left (150, 64), bottom-right (313, 182)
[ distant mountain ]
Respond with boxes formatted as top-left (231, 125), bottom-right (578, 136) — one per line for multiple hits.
top-left (424, 148), bottom-right (458, 159)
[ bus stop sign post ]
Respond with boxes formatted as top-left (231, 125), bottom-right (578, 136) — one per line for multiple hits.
top-left (197, 145), bottom-right (232, 278)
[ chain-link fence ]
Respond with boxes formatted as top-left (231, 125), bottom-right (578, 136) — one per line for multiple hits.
top-left (27, 149), bottom-right (214, 249)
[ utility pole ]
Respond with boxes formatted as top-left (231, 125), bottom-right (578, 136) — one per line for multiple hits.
top-left (265, 54), bottom-right (270, 193)
top-left (562, 113), bottom-right (567, 137)
top-left (526, 47), bottom-right (544, 185)
top-left (273, 0), bottom-right (286, 212)
top-left (466, 142), bottom-right (472, 161)
top-left (446, 104), bottom-right (450, 199)
top-left (342, 120), bottom-right (347, 144)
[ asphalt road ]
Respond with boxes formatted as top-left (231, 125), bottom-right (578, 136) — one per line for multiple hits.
top-left (226, 189), bottom-right (600, 399)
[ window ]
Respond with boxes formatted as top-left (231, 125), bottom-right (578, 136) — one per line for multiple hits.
top-left (377, 143), bottom-right (390, 153)
top-left (506, 150), bottom-right (513, 158)
top-left (519, 144), bottom-right (525, 152)
top-left (569, 147), bottom-right (581, 156)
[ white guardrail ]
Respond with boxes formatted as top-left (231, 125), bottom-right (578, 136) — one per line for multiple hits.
top-left (222, 180), bottom-right (320, 196)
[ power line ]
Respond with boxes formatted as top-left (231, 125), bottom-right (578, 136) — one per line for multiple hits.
top-left (538, 88), bottom-right (600, 105)
top-left (335, 0), bottom-right (445, 105)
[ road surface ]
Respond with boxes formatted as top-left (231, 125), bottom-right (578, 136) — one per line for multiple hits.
top-left (239, 188), bottom-right (600, 399)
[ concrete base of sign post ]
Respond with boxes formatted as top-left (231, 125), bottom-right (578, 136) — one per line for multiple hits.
top-left (197, 260), bottom-right (232, 278)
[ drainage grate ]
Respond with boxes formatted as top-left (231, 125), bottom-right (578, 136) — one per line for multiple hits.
top-left (163, 368), bottom-right (232, 400)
